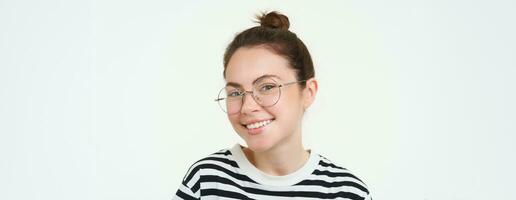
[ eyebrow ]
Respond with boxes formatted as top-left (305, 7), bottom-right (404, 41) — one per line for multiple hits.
top-left (226, 74), bottom-right (283, 88)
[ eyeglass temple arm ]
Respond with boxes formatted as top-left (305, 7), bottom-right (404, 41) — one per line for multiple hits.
top-left (281, 80), bottom-right (307, 87)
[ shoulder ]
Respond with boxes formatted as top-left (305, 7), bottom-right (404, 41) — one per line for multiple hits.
top-left (174, 148), bottom-right (238, 199)
top-left (189, 148), bottom-right (237, 170)
top-left (304, 154), bottom-right (372, 199)
top-left (180, 148), bottom-right (238, 185)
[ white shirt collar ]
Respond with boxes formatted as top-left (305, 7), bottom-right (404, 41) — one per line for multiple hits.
top-left (230, 143), bottom-right (319, 186)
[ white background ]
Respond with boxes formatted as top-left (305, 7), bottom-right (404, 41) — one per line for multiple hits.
top-left (1, 0), bottom-right (515, 199)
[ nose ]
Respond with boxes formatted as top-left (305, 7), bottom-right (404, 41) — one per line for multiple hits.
top-left (240, 91), bottom-right (261, 114)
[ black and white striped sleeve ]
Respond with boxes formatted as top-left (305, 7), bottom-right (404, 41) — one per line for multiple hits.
top-left (173, 163), bottom-right (201, 200)
top-left (173, 182), bottom-right (199, 200)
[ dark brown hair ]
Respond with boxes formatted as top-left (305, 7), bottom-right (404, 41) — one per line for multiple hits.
top-left (223, 11), bottom-right (315, 87)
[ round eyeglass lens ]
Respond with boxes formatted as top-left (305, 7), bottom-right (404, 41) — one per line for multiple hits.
top-left (217, 85), bottom-right (242, 114)
top-left (253, 77), bottom-right (281, 107)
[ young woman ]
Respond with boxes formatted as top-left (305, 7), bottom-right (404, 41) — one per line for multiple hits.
top-left (174, 11), bottom-right (372, 200)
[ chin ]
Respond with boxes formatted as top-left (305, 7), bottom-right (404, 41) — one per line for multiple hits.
top-left (245, 144), bottom-right (269, 153)
top-left (244, 139), bottom-right (275, 153)
top-left (234, 124), bottom-right (278, 153)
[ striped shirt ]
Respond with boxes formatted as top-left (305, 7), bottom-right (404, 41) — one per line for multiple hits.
top-left (173, 144), bottom-right (372, 200)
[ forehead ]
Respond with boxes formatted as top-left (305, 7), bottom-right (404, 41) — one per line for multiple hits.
top-left (225, 46), bottom-right (295, 86)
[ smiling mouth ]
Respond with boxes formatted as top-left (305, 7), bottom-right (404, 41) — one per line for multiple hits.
top-left (242, 119), bottom-right (274, 130)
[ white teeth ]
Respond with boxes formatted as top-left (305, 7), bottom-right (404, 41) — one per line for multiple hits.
top-left (246, 120), bottom-right (272, 129)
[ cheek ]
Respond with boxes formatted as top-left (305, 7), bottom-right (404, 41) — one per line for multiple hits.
top-left (271, 93), bottom-right (303, 123)
top-left (278, 90), bottom-right (303, 111)
top-left (228, 114), bottom-right (240, 126)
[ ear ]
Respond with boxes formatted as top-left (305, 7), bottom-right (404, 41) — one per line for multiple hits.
top-left (302, 78), bottom-right (318, 109)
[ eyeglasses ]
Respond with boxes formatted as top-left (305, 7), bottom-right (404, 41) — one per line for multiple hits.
top-left (215, 77), bottom-right (306, 114)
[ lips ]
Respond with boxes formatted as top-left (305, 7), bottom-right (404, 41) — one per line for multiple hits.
top-left (246, 119), bottom-right (273, 129)
top-left (241, 118), bottom-right (275, 130)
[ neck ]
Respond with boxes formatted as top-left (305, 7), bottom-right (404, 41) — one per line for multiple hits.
top-left (243, 130), bottom-right (310, 176)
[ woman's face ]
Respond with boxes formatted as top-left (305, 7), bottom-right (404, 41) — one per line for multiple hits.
top-left (224, 46), bottom-right (312, 153)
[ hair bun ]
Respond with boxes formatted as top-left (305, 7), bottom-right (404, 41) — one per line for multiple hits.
top-left (257, 11), bottom-right (290, 30)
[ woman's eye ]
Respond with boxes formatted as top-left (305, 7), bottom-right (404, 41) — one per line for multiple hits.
top-left (260, 84), bottom-right (276, 91)
top-left (228, 91), bottom-right (241, 97)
